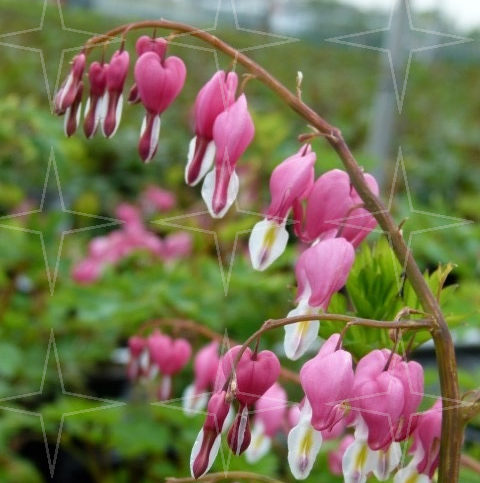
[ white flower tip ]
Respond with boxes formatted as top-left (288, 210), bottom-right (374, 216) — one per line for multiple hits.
top-left (185, 137), bottom-right (216, 186)
top-left (201, 169), bottom-right (239, 219)
top-left (190, 428), bottom-right (221, 479)
top-left (287, 421), bottom-right (323, 480)
top-left (342, 438), bottom-right (378, 483)
top-left (373, 443), bottom-right (402, 481)
top-left (284, 317), bottom-right (319, 361)
top-left (249, 218), bottom-right (289, 271)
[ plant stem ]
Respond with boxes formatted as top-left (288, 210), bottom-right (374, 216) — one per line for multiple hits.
top-left (85, 20), bottom-right (461, 481)
top-left (230, 314), bottom-right (431, 373)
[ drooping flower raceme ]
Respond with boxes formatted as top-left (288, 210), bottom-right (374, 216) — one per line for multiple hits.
top-left (186, 70), bottom-right (238, 186)
top-left (201, 94), bottom-right (254, 218)
top-left (394, 399), bottom-right (442, 483)
top-left (249, 144), bottom-right (316, 271)
top-left (246, 383), bottom-right (287, 463)
top-left (284, 238), bottom-right (355, 360)
top-left (183, 341), bottom-right (220, 415)
top-left (147, 330), bottom-right (192, 400)
top-left (102, 49), bottom-right (130, 138)
top-left (134, 49), bottom-right (186, 162)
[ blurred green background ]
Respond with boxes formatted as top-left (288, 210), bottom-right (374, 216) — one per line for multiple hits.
top-left (0, 0), bottom-right (478, 481)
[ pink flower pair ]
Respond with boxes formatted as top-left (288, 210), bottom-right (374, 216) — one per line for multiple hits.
top-left (248, 160), bottom-right (378, 272)
top-left (186, 71), bottom-right (255, 218)
top-left (190, 345), bottom-right (280, 478)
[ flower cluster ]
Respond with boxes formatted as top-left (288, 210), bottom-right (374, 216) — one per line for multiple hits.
top-left (125, 327), bottom-right (440, 483)
top-left (286, 333), bottom-right (438, 483)
top-left (72, 187), bottom-right (191, 284)
top-left (56, 45), bottom-right (255, 219)
top-left (55, 36), bottom-right (186, 162)
top-left (247, 148), bottom-right (379, 360)
top-left (190, 344), bottom-right (280, 478)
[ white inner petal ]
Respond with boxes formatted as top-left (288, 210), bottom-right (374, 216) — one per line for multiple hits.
top-left (373, 442), bottom-right (402, 481)
top-left (201, 169), bottom-right (239, 219)
top-left (287, 416), bottom-right (323, 480)
top-left (185, 137), bottom-right (216, 186)
top-left (249, 218), bottom-right (289, 271)
top-left (283, 299), bottom-right (319, 360)
top-left (146, 114), bottom-right (161, 163)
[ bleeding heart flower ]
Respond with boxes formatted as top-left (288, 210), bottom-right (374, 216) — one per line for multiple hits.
top-left (249, 144), bottom-right (316, 271)
top-left (394, 399), bottom-right (442, 483)
top-left (134, 51), bottom-right (186, 162)
top-left (102, 49), bottom-right (130, 138)
top-left (190, 390), bottom-right (231, 478)
top-left (352, 367), bottom-right (405, 451)
top-left (64, 81), bottom-right (83, 137)
top-left (128, 35), bottom-right (168, 103)
top-left (201, 94), bottom-right (254, 218)
top-left (147, 331), bottom-right (191, 400)
top-left (296, 169), bottom-right (379, 247)
top-left (127, 336), bottom-right (146, 381)
top-left (391, 359), bottom-right (424, 441)
top-left (83, 61), bottom-right (108, 138)
top-left (287, 399), bottom-right (323, 480)
top-left (220, 345), bottom-right (280, 455)
top-left (300, 334), bottom-right (354, 431)
top-left (284, 238), bottom-right (355, 360)
top-left (55, 52), bottom-right (86, 115)
top-left (186, 70), bottom-right (238, 186)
